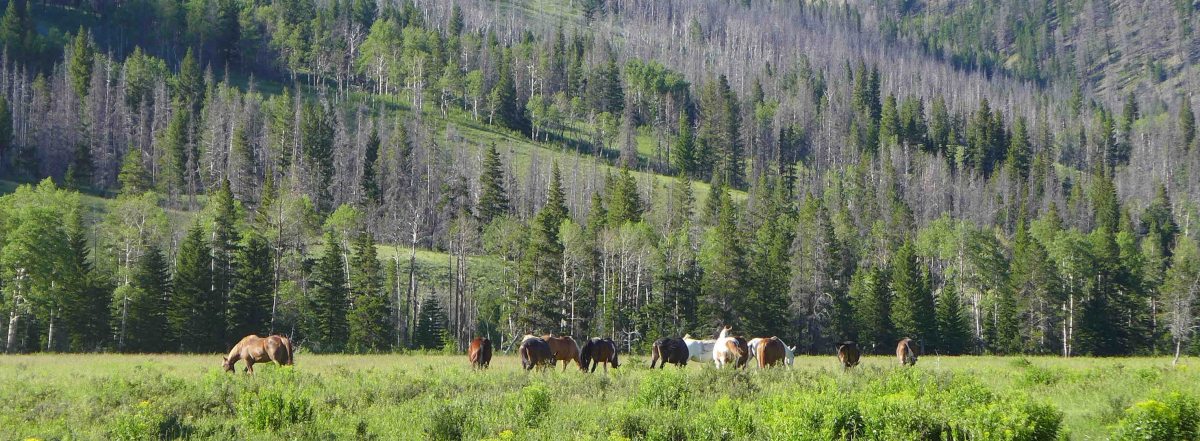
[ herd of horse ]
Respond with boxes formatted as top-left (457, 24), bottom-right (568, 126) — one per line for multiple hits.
top-left (218, 328), bottom-right (920, 373)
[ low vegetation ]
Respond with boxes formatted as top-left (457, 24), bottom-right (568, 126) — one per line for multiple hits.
top-left (3, 354), bottom-right (1199, 440)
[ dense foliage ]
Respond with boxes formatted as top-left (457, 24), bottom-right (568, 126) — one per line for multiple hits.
top-left (0, 0), bottom-right (1198, 357)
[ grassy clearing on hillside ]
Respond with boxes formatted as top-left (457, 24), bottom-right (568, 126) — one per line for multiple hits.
top-left (3, 354), bottom-right (1198, 440)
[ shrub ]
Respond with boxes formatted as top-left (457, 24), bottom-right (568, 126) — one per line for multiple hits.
top-left (427, 402), bottom-right (469, 441)
top-left (1111, 394), bottom-right (1199, 441)
top-left (519, 382), bottom-right (551, 424)
top-left (635, 369), bottom-right (689, 410)
top-left (107, 401), bottom-right (191, 441)
top-left (236, 390), bottom-right (313, 431)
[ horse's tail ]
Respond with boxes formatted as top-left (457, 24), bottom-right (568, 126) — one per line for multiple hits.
top-left (283, 335), bottom-right (295, 365)
top-left (519, 344), bottom-right (530, 370)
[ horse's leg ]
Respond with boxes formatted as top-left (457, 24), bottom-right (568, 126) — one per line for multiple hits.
top-left (245, 360), bottom-right (255, 374)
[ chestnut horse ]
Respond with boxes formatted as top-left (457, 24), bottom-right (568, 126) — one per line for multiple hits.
top-left (650, 337), bottom-right (689, 368)
top-left (468, 337), bottom-right (492, 369)
top-left (757, 337), bottom-right (787, 369)
top-left (836, 341), bottom-right (860, 371)
top-left (580, 338), bottom-right (620, 373)
top-left (733, 336), bottom-right (750, 370)
top-left (749, 337), bottom-right (796, 367)
top-left (897, 338), bottom-right (918, 366)
top-left (541, 334), bottom-right (582, 372)
top-left (223, 335), bottom-right (293, 373)
top-left (519, 335), bottom-right (557, 372)
top-left (713, 326), bottom-right (743, 369)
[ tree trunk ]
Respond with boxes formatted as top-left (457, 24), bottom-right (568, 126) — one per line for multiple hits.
top-left (1174, 336), bottom-right (1182, 366)
top-left (45, 309), bottom-right (55, 352)
top-left (7, 308), bottom-right (20, 353)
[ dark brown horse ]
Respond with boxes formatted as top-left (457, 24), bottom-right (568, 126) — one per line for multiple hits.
top-left (650, 338), bottom-right (689, 368)
top-left (469, 337), bottom-right (492, 369)
top-left (896, 338), bottom-right (918, 366)
top-left (580, 338), bottom-right (620, 373)
top-left (223, 335), bottom-right (293, 373)
top-left (541, 334), bottom-right (583, 372)
top-left (757, 337), bottom-right (786, 369)
top-left (836, 341), bottom-right (860, 371)
top-left (519, 335), bottom-right (557, 372)
top-left (734, 336), bottom-right (750, 370)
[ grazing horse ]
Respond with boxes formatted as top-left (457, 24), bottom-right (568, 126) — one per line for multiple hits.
top-left (733, 337), bottom-right (750, 370)
top-left (749, 337), bottom-right (797, 368)
top-left (468, 337), bottom-right (492, 369)
top-left (650, 338), bottom-right (690, 368)
top-left (757, 337), bottom-right (788, 369)
top-left (580, 338), bottom-right (620, 373)
top-left (683, 334), bottom-right (717, 363)
top-left (541, 334), bottom-right (583, 372)
top-left (713, 326), bottom-right (744, 369)
top-left (897, 338), bottom-right (918, 367)
top-left (836, 341), bottom-right (860, 371)
top-left (519, 335), bottom-right (557, 372)
top-left (223, 335), bottom-right (293, 373)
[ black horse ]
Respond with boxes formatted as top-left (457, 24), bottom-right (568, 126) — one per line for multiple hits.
top-left (649, 337), bottom-right (690, 368)
top-left (519, 336), bottom-right (556, 372)
top-left (580, 338), bottom-right (621, 373)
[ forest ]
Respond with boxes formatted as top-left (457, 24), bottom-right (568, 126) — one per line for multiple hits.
top-left (0, 0), bottom-right (1199, 359)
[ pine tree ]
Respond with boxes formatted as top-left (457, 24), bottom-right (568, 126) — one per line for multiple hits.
top-left (301, 100), bottom-right (336, 212)
top-left (169, 223), bottom-right (220, 352)
top-left (227, 233), bottom-right (272, 340)
top-left (69, 28), bottom-right (95, 102)
top-left (673, 112), bottom-right (696, 176)
top-left (851, 266), bottom-right (892, 354)
top-left (606, 168), bottom-right (642, 225)
top-left (412, 295), bottom-right (448, 350)
top-left (178, 48), bottom-right (205, 115)
top-left (477, 143), bottom-right (509, 224)
top-left (162, 103), bottom-right (190, 202)
top-left (0, 1), bottom-right (32, 63)
top-left (1006, 116), bottom-right (1032, 180)
top-left (118, 149), bottom-right (150, 196)
top-left (64, 142), bottom-right (93, 191)
top-left (310, 231), bottom-right (350, 351)
top-left (698, 191), bottom-right (746, 327)
top-left (879, 94), bottom-right (899, 148)
top-left (362, 126), bottom-right (382, 205)
top-left (1182, 97), bottom-right (1196, 150)
top-left (995, 287), bottom-right (1021, 354)
top-left (126, 245), bottom-right (173, 352)
top-left (746, 180), bottom-right (793, 338)
top-left (210, 179), bottom-right (240, 345)
top-left (490, 55), bottom-right (524, 132)
top-left (936, 279), bottom-right (971, 355)
top-left (790, 194), bottom-right (848, 352)
top-left (61, 214), bottom-right (111, 352)
top-left (889, 241), bottom-right (936, 345)
top-left (349, 232), bottom-right (392, 351)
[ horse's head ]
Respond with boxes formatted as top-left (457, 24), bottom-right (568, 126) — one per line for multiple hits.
top-left (221, 356), bottom-right (234, 372)
top-left (785, 346), bottom-right (796, 367)
top-left (610, 347), bottom-right (620, 368)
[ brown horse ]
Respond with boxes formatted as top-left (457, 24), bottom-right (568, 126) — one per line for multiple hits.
top-left (650, 338), bottom-right (689, 368)
top-left (757, 337), bottom-right (787, 369)
top-left (580, 338), bottom-right (620, 373)
top-left (836, 341), bottom-right (860, 371)
top-left (897, 338), bottom-right (918, 366)
top-left (223, 335), bottom-right (293, 373)
top-left (541, 334), bottom-right (582, 372)
top-left (468, 337), bottom-right (492, 369)
top-left (734, 336), bottom-right (751, 370)
top-left (519, 335), bottom-right (557, 372)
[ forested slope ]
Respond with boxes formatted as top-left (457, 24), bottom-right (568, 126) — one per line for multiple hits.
top-left (0, 0), bottom-right (1198, 359)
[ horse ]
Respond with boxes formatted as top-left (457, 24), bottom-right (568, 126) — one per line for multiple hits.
top-left (683, 334), bottom-right (717, 363)
top-left (541, 334), bottom-right (583, 372)
top-left (757, 337), bottom-right (788, 369)
top-left (519, 336), bottom-right (557, 372)
top-left (580, 338), bottom-right (620, 373)
top-left (897, 338), bottom-right (918, 366)
top-left (749, 337), bottom-right (796, 368)
top-left (713, 326), bottom-right (744, 369)
top-left (733, 336), bottom-right (750, 370)
top-left (836, 341), bottom-right (860, 371)
top-left (222, 334), bottom-right (293, 373)
top-left (650, 337), bottom-right (690, 368)
top-left (468, 337), bottom-right (492, 369)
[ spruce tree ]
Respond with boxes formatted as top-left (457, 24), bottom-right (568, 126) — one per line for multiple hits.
top-left (477, 143), bottom-right (509, 224)
top-left (227, 233), bottom-right (272, 340)
top-left (1006, 116), bottom-right (1032, 180)
top-left (889, 241), bottom-right (936, 345)
top-left (126, 246), bottom-right (173, 352)
top-left (490, 55), bottom-right (523, 132)
top-left (746, 181), bottom-right (793, 339)
top-left (413, 295), bottom-right (448, 350)
top-left (61, 214), bottom-right (110, 351)
top-left (362, 127), bottom-right (382, 205)
top-left (519, 164), bottom-right (568, 332)
top-left (349, 232), bottom-right (392, 351)
top-left (69, 27), bottom-right (94, 102)
top-left (1182, 97), bottom-right (1195, 150)
top-left (879, 94), bottom-right (899, 148)
top-left (673, 112), bottom-right (696, 177)
top-left (606, 168), bottom-right (642, 225)
top-left (170, 223), bottom-right (219, 352)
top-left (936, 279), bottom-right (971, 355)
top-left (178, 48), bottom-right (205, 115)
top-left (850, 266), bottom-right (893, 354)
top-left (698, 191), bottom-right (746, 327)
top-left (310, 231), bottom-right (350, 351)
top-left (118, 149), bottom-right (150, 196)
top-left (210, 179), bottom-right (240, 344)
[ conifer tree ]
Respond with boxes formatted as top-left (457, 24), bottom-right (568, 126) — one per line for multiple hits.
top-left (698, 191), bottom-right (746, 327)
top-left (490, 55), bottom-right (523, 132)
top-left (118, 150), bottom-right (150, 196)
top-left (126, 245), bottom-right (173, 352)
top-left (227, 233), bottom-right (272, 340)
top-left (349, 232), bottom-right (392, 351)
top-left (362, 127), bottom-right (382, 205)
top-left (1006, 116), bottom-right (1032, 180)
top-left (519, 163), bottom-right (568, 331)
top-left (850, 266), bottom-right (892, 354)
top-left (413, 295), bottom-right (448, 350)
top-left (61, 214), bottom-right (110, 351)
top-left (178, 48), bottom-right (205, 115)
top-left (170, 223), bottom-right (219, 352)
top-left (310, 231), bottom-right (350, 351)
top-left (889, 241), bottom-right (935, 345)
top-left (477, 143), bottom-right (509, 224)
top-left (210, 179), bottom-right (240, 344)
top-left (69, 27), bottom-right (94, 102)
top-left (1182, 97), bottom-right (1195, 150)
top-left (936, 278), bottom-right (971, 355)
top-left (673, 112), bottom-right (696, 177)
top-left (606, 168), bottom-right (642, 226)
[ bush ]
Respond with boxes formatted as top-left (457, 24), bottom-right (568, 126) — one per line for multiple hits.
top-left (236, 390), bottom-right (313, 431)
top-left (1111, 393), bottom-right (1199, 441)
top-left (519, 382), bottom-right (551, 425)
top-left (427, 402), bottom-right (469, 441)
top-left (635, 369), bottom-right (689, 410)
top-left (107, 401), bottom-right (191, 441)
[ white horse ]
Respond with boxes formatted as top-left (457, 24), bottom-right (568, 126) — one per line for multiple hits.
top-left (683, 334), bottom-right (716, 363)
top-left (712, 326), bottom-right (742, 369)
top-left (748, 337), bottom-right (797, 368)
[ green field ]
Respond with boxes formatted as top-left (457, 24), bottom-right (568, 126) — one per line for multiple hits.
top-left (3, 354), bottom-right (1198, 440)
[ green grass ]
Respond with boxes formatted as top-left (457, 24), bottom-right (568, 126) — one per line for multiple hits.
top-left (3, 354), bottom-right (1198, 440)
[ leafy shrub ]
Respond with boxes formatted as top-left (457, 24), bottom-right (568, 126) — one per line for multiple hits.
top-left (107, 401), bottom-right (191, 441)
top-left (635, 369), bottom-right (689, 410)
top-left (427, 402), bottom-right (469, 441)
top-left (1111, 393), bottom-right (1199, 441)
top-left (519, 382), bottom-right (551, 424)
top-left (236, 390), bottom-right (313, 431)
top-left (1019, 364), bottom-right (1065, 386)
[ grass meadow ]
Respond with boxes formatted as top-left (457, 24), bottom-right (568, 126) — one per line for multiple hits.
top-left (2, 353), bottom-right (1199, 440)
